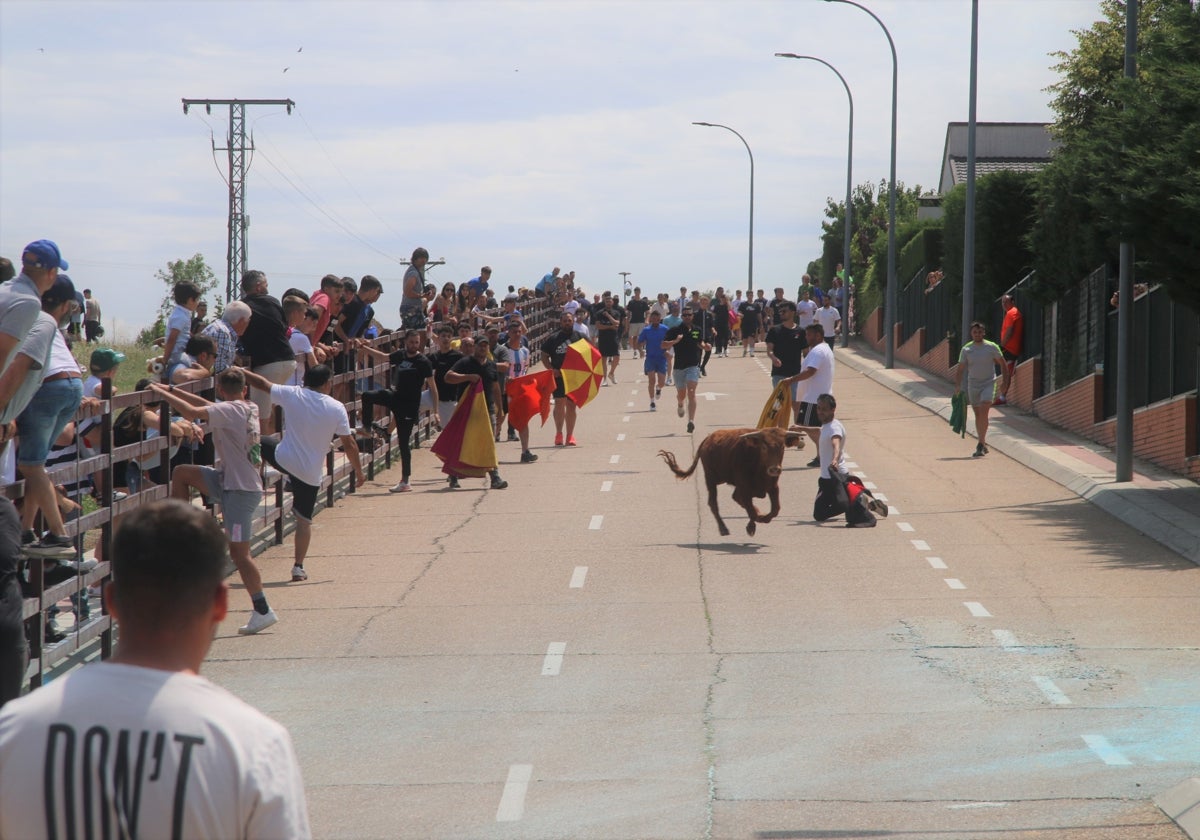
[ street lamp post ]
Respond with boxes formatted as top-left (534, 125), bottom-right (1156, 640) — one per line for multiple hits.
top-left (822, 0), bottom-right (898, 368)
top-left (776, 53), bottom-right (854, 349)
top-left (619, 271), bottom-right (631, 307)
top-left (691, 122), bottom-right (755, 296)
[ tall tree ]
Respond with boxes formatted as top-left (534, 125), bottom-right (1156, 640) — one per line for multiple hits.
top-left (154, 254), bottom-right (219, 321)
top-left (1030, 0), bottom-right (1200, 308)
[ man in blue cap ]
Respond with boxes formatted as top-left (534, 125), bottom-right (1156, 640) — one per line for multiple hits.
top-left (0, 240), bottom-right (69, 397)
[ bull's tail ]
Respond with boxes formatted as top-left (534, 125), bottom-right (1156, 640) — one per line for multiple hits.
top-left (658, 448), bottom-right (701, 480)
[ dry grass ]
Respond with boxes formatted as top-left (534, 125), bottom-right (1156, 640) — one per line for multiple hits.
top-left (70, 339), bottom-right (159, 395)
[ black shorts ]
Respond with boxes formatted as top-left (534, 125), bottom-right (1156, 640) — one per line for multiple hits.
top-left (1002, 348), bottom-right (1019, 363)
top-left (261, 436), bottom-right (319, 521)
top-left (741, 323), bottom-right (759, 338)
top-left (796, 401), bottom-right (819, 427)
top-left (598, 331), bottom-right (620, 357)
top-left (552, 371), bottom-right (566, 399)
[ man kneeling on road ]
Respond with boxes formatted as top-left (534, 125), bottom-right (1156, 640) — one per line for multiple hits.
top-left (793, 393), bottom-right (888, 526)
top-left (240, 364), bottom-right (365, 582)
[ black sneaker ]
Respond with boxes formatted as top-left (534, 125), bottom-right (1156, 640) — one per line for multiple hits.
top-left (20, 529), bottom-right (36, 547)
top-left (507, 429), bottom-right (518, 442)
top-left (447, 476), bottom-right (460, 489)
top-left (490, 476), bottom-right (509, 490)
top-left (520, 451), bottom-right (538, 463)
top-left (44, 620), bottom-right (67, 644)
top-left (687, 421), bottom-right (695, 433)
top-left (25, 534), bottom-right (77, 559)
top-left (973, 444), bottom-right (985, 458)
top-left (370, 421), bottom-right (391, 441)
top-left (807, 456), bottom-right (821, 468)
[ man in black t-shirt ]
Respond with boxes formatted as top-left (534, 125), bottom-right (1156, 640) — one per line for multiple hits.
top-left (540, 311), bottom-right (580, 446)
top-left (768, 287), bottom-right (794, 327)
top-left (358, 329), bottom-right (435, 493)
top-left (625, 289), bottom-right (650, 358)
top-left (595, 293), bottom-right (625, 384)
top-left (738, 297), bottom-right (762, 357)
top-left (765, 300), bottom-right (805, 403)
top-left (427, 326), bottom-right (464, 429)
top-left (445, 335), bottom-right (508, 490)
top-left (239, 270), bottom-right (296, 434)
top-left (663, 307), bottom-right (712, 434)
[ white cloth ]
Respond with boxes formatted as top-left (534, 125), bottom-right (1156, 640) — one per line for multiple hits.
top-left (44, 328), bottom-right (81, 378)
top-left (288, 331), bottom-right (314, 386)
top-left (796, 299), bottom-right (817, 327)
top-left (0, 662), bottom-right (311, 840)
top-left (268, 384), bottom-right (351, 487)
top-left (798, 340), bottom-right (835, 404)
top-left (819, 418), bottom-right (847, 480)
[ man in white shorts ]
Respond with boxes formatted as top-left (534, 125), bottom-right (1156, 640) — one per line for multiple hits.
top-left (954, 320), bottom-right (1009, 457)
top-left (149, 369), bottom-right (277, 635)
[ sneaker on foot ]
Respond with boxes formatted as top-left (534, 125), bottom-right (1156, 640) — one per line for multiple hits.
top-left (973, 443), bottom-right (985, 458)
top-left (20, 529), bottom-right (36, 547)
top-left (238, 608), bottom-right (278, 636)
top-left (554, 433), bottom-right (564, 446)
top-left (370, 421), bottom-right (391, 440)
top-left (520, 451), bottom-right (539, 463)
top-left (291, 565), bottom-right (308, 581)
top-left (687, 421), bottom-right (695, 433)
top-left (388, 480), bottom-right (412, 493)
top-left (25, 534), bottom-right (77, 559)
top-left (490, 476), bottom-right (509, 490)
top-left (700, 368), bottom-right (707, 376)
top-left (566, 436), bottom-right (578, 446)
top-left (677, 404), bottom-right (685, 417)
top-left (666, 377), bottom-right (673, 386)
top-left (649, 401), bottom-right (656, 411)
top-left (507, 429), bottom-right (518, 441)
top-left (868, 498), bottom-right (890, 518)
top-left (447, 476), bottom-right (460, 489)
top-left (807, 456), bottom-right (821, 468)
top-left (655, 388), bottom-right (662, 399)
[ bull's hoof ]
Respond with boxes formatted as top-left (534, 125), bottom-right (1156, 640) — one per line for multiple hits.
top-left (718, 524), bottom-right (731, 536)
top-left (746, 521), bottom-right (757, 536)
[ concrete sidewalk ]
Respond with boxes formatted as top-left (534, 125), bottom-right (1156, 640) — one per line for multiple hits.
top-left (836, 342), bottom-right (1200, 567)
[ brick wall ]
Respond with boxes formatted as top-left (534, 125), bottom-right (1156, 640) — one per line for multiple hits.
top-left (896, 327), bottom-right (924, 366)
top-left (921, 336), bottom-right (956, 382)
top-left (1093, 393), bottom-right (1198, 477)
top-left (1033, 373), bottom-right (1103, 430)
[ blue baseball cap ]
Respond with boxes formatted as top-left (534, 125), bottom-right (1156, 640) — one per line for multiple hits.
top-left (22, 239), bottom-right (69, 271)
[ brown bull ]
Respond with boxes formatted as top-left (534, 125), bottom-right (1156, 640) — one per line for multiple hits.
top-left (658, 427), bottom-right (804, 537)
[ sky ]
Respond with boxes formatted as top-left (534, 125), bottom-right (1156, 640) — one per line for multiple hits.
top-left (0, 0), bottom-right (1102, 340)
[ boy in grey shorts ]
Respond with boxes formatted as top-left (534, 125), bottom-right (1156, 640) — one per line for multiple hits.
top-left (148, 369), bottom-right (277, 635)
top-left (953, 321), bottom-right (1010, 458)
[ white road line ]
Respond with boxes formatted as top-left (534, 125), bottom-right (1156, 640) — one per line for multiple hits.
top-left (496, 764), bottom-right (533, 821)
top-left (1082, 734), bottom-right (1132, 766)
top-left (600, 480), bottom-right (613, 492)
top-left (1033, 676), bottom-right (1072, 705)
top-left (911, 539), bottom-right (931, 551)
top-left (887, 506), bottom-right (899, 516)
top-left (541, 642), bottom-right (566, 676)
top-left (569, 566), bottom-right (588, 588)
top-left (622, 416), bottom-right (630, 423)
top-left (589, 515), bottom-right (603, 530)
top-left (609, 455), bottom-right (620, 464)
top-left (897, 522), bottom-right (915, 532)
top-left (845, 461), bottom-right (859, 470)
top-left (626, 401), bottom-right (635, 407)
top-left (944, 578), bottom-right (966, 589)
top-left (993, 629), bottom-right (1025, 651)
top-left (616, 434), bottom-right (626, 441)
top-left (927, 556), bottom-right (948, 569)
top-left (863, 481), bottom-right (877, 490)
top-left (964, 601), bottom-right (992, 618)
top-left (630, 389), bottom-right (638, 395)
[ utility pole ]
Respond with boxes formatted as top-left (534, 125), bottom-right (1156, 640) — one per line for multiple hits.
top-left (182, 98), bottom-right (295, 302)
top-left (619, 272), bottom-right (631, 306)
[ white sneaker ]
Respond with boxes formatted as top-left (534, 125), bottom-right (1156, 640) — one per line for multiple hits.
top-left (290, 565), bottom-right (307, 582)
top-left (677, 403), bottom-right (685, 417)
top-left (389, 481), bottom-right (412, 493)
top-left (649, 401), bottom-right (656, 411)
top-left (238, 608), bottom-right (278, 635)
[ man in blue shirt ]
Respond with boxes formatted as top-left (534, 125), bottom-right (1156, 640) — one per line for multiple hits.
top-left (635, 309), bottom-right (669, 411)
top-left (536, 267), bottom-right (560, 296)
top-left (467, 266), bottom-right (491, 298)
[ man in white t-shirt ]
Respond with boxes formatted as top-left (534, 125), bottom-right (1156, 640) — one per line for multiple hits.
top-left (0, 499), bottom-right (311, 838)
top-left (149, 369), bottom-right (277, 635)
top-left (795, 289), bottom-right (817, 328)
top-left (240, 364), bottom-right (365, 582)
top-left (787, 322), bottom-right (836, 466)
top-left (814, 299), bottom-right (841, 349)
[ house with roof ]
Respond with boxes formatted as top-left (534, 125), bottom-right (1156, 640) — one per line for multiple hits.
top-left (918, 122), bottom-right (1060, 220)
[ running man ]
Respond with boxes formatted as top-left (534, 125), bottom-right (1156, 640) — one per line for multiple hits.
top-left (663, 307), bottom-right (712, 434)
top-left (954, 320), bottom-right (1010, 457)
top-left (635, 308), bottom-right (669, 411)
top-left (541, 311), bottom-right (581, 446)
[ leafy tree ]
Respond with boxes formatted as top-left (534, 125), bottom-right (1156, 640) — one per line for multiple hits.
top-left (154, 254), bottom-right (219, 322)
top-left (1030, 0), bottom-right (1200, 309)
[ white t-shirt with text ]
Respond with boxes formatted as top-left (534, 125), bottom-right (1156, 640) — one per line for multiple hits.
top-left (268, 384), bottom-right (352, 487)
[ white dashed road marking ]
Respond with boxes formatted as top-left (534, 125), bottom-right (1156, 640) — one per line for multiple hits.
top-left (569, 566), bottom-right (588, 588)
top-left (993, 629), bottom-right (1025, 652)
top-left (927, 557), bottom-right (948, 569)
top-left (589, 515), bottom-right (603, 530)
top-left (1082, 734), bottom-right (1132, 766)
top-left (1033, 676), bottom-right (1072, 705)
top-left (964, 601), bottom-right (992, 618)
top-left (622, 416), bottom-right (630, 423)
top-left (541, 642), bottom-right (566, 676)
top-left (609, 455), bottom-right (620, 464)
top-left (897, 522), bottom-right (915, 532)
top-left (944, 578), bottom-right (966, 590)
top-left (616, 434), bottom-right (625, 441)
top-left (911, 540), bottom-right (931, 551)
top-left (600, 480), bottom-right (613, 492)
top-left (496, 764), bottom-right (533, 821)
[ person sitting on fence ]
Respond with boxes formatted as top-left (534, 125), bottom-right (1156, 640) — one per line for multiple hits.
top-left (161, 280), bottom-right (202, 384)
top-left (149, 369), bottom-right (278, 636)
top-left (238, 364), bottom-right (365, 584)
top-left (0, 499), bottom-right (312, 837)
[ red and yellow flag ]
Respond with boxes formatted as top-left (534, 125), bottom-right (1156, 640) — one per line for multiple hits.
top-left (505, 370), bottom-right (555, 432)
top-left (431, 381), bottom-right (498, 478)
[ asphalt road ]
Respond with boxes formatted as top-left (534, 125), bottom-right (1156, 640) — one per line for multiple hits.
top-left (205, 346), bottom-right (1197, 839)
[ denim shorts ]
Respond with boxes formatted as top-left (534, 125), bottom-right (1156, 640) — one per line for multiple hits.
top-left (771, 374), bottom-right (800, 402)
top-left (199, 467), bottom-right (263, 543)
top-left (16, 377), bottom-right (83, 466)
top-left (674, 366), bottom-right (701, 386)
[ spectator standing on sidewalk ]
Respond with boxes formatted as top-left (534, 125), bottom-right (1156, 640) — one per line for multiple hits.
top-left (149, 369), bottom-right (278, 635)
top-left (814, 297), bottom-right (841, 350)
top-left (954, 321), bottom-right (1009, 458)
top-left (997, 294), bottom-right (1023, 404)
top-left (0, 499), bottom-right (312, 837)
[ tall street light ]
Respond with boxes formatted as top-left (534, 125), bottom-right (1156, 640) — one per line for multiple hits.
top-left (776, 53), bottom-right (854, 349)
top-left (822, 0), bottom-right (898, 368)
top-left (692, 122), bottom-right (755, 296)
